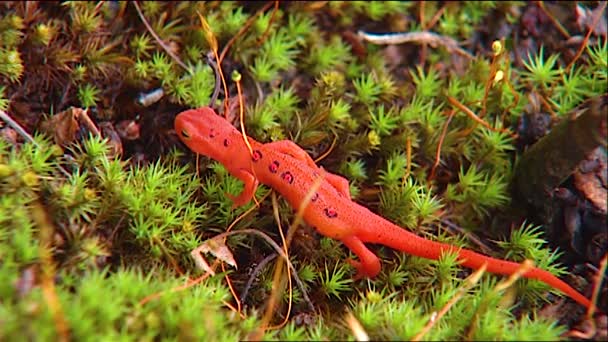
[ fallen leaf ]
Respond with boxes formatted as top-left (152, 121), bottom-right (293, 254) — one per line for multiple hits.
top-left (189, 236), bottom-right (238, 276)
top-left (115, 119), bottom-right (140, 140)
top-left (199, 236), bottom-right (237, 268)
top-left (576, 4), bottom-right (607, 36)
top-left (573, 147), bottom-right (608, 214)
top-left (98, 122), bottom-right (123, 158)
top-left (39, 107), bottom-right (80, 146)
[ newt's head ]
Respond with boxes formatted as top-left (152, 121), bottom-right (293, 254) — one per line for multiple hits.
top-left (174, 107), bottom-right (239, 160)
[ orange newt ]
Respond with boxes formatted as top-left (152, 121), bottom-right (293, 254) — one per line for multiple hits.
top-left (174, 107), bottom-right (594, 310)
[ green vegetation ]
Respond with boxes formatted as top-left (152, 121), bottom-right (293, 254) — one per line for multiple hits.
top-left (1, 1), bottom-right (604, 340)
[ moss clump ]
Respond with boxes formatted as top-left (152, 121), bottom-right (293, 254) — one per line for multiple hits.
top-left (1, 1), bottom-right (605, 340)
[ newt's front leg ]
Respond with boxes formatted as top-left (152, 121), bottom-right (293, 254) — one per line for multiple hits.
top-left (226, 168), bottom-right (259, 207)
top-left (341, 235), bottom-right (381, 279)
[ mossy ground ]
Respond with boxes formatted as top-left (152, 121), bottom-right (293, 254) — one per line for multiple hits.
top-left (1, 1), bottom-right (606, 340)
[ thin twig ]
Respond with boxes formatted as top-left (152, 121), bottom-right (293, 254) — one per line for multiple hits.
top-left (345, 310), bottom-right (370, 342)
top-left (240, 253), bottom-right (278, 303)
top-left (492, 259), bottom-right (534, 292)
top-left (588, 254), bottom-right (607, 318)
top-left (426, 4), bottom-right (447, 30)
top-left (136, 88), bottom-right (164, 107)
top-left (78, 108), bottom-right (101, 136)
top-left (313, 132), bottom-right (338, 163)
top-left (0, 109), bottom-right (38, 146)
top-left (480, 45), bottom-right (501, 118)
top-left (139, 270), bottom-right (214, 306)
top-left (226, 192), bottom-right (272, 233)
top-left (0, 109), bottom-right (72, 178)
top-left (209, 228), bottom-right (315, 312)
top-left (255, 1), bottom-right (280, 47)
top-left (235, 74), bottom-right (254, 156)
top-left (418, 1), bottom-right (428, 66)
top-left (196, 12), bottom-right (230, 117)
top-left (131, 1), bottom-right (189, 71)
top-left (440, 219), bottom-right (493, 255)
top-left (565, 1), bottom-right (607, 73)
top-left (536, 1), bottom-right (571, 39)
top-left (286, 174), bottom-right (324, 251)
top-left (219, 1), bottom-right (275, 64)
top-left (220, 260), bottom-right (243, 315)
top-left (206, 52), bottom-right (222, 107)
top-left (357, 30), bottom-right (474, 59)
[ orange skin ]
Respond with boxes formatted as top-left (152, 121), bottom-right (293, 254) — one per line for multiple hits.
top-left (175, 107), bottom-right (593, 310)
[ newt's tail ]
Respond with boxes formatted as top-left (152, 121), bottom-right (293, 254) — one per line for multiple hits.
top-left (365, 219), bottom-right (593, 310)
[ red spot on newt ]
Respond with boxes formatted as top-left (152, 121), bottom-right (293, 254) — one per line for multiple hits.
top-left (252, 150), bottom-right (262, 162)
top-left (324, 207), bottom-right (337, 218)
top-left (281, 171), bottom-right (294, 184)
top-left (269, 160), bottom-right (279, 173)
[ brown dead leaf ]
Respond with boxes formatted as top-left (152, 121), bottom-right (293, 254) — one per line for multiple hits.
top-left (40, 107), bottom-right (102, 147)
top-left (40, 107), bottom-right (80, 146)
top-left (576, 4), bottom-right (607, 37)
top-left (115, 119), bottom-right (140, 140)
top-left (573, 147), bottom-right (608, 215)
top-left (98, 122), bottom-right (123, 159)
top-left (189, 236), bottom-right (238, 276)
top-left (199, 237), bottom-right (237, 269)
top-left (0, 127), bottom-right (18, 146)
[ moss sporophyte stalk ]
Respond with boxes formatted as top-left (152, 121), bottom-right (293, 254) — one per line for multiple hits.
top-left (1, 1), bottom-right (605, 340)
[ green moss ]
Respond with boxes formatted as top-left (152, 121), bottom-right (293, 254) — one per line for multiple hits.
top-left (1, 1), bottom-right (602, 340)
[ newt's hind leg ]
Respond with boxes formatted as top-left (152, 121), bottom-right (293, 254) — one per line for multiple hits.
top-left (322, 171), bottom-right (351, 200)
top-left (341, 235), bottom-right (381, 279)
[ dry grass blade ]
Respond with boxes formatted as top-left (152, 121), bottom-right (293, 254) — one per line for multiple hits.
top-left (429, 109), bottom-right (455, 181)
top-left (465, 260), bottom-right (534, 340)
top-left (412, 263), bottom-right (487, 341)
top-left (345, 310), bottom-right (369, 341)
top-left (566, 253), bottom-right (607, 339)
top-left (32, 201), bottom-right (70, 342)
top-left (197, 11), bottom-right (230, 116)
top-left (256, 175), bottom-right (325, 334)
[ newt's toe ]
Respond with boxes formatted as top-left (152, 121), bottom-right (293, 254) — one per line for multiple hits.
top-left (345, 258), bottom-right (368, 280)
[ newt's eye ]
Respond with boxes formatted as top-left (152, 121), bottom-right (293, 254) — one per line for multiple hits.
top-left (180, 130), bottom-right (191, 139)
